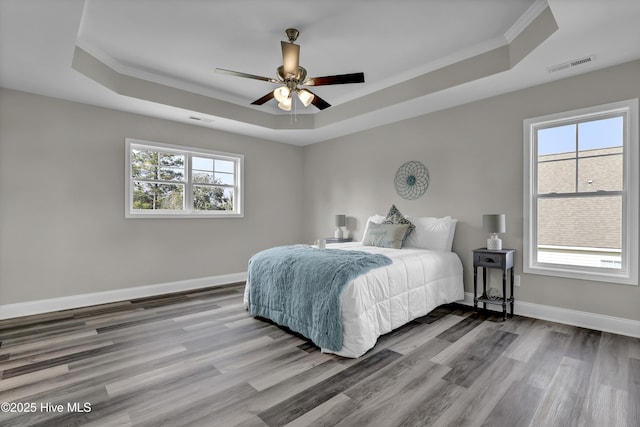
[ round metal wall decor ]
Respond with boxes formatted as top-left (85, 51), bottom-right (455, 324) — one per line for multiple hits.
top-left (394, 161), bottom-right (429, 200)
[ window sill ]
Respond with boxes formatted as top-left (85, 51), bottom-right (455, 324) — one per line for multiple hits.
top-left (126, 212), bottom-right (244, 219)
top-left (524, 264), bottom-right (637, 286)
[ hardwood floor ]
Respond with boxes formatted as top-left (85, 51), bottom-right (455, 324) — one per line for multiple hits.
top-left (1, 283), bottom-right (639, 427)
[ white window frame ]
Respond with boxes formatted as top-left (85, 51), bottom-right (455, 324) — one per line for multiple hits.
top-left (523, 99), bottom-right (638, 285)
top-left (125, 138), bottom-right (244, 218)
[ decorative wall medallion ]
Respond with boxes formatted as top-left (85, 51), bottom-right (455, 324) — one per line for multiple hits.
top-left (394, 161), bottom-right (429, 199)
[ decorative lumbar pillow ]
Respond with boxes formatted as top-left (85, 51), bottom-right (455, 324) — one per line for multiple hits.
top-left (361, 214), bottom-right (386, 242)
top-left (382, 205), bottom-right (415, 238)
top-left (404, 216), bottom-right (458, 251)
top-left (362, 222), bottom-right (410, 249)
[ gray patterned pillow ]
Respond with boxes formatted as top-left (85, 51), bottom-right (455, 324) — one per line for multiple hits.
top-left (362, 222), bottom-right (410, 249)
top-left (383, 204), bottom-right (415, 238)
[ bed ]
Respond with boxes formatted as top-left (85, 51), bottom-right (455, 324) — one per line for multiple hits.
top-left (244, 212), bottom-right (464, 358)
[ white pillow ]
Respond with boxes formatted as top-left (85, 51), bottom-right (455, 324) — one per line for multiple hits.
top-left (404, 216), bottom-right (457, 251)
top-left (361, 214), bottom-right (386, 242)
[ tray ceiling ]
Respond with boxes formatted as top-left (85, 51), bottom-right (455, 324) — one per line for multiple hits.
top-left (1, 0), bottom-right (640, 145)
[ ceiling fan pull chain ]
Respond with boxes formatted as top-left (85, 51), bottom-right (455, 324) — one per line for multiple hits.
top-left (291, 95), bottom-right (297, 123)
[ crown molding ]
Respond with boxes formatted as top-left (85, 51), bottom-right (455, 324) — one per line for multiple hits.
top-left (505, 0), bottom-right (551, 43)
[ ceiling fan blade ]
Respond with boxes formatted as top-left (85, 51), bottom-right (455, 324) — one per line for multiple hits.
top-left (304, 72), bottom-right (365, 86)
top-left (215, 68), bottom-right (278, 84)
top-left (305, 90), bottom-right (331, 110)
top-left (281, 41), bottom-right (300, 77)
top-left (250, 91), bottom-right (275, 106)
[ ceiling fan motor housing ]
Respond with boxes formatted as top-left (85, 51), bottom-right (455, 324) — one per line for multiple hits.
top-left (277, 65), bottom-right (307, 84)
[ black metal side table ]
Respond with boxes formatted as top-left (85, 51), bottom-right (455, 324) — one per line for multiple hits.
top-left (473, 248), bottom-right (515, 321)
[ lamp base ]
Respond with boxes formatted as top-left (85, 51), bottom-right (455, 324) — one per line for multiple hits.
top-left (335, 227), bottom-right (343, 239)
top-left (487, 234), bottom-right (502, 250)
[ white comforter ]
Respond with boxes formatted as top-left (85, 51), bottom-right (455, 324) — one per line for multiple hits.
top-left (244, 242), bottom-right (464, 358)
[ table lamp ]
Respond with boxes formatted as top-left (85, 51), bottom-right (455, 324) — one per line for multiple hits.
top-left (483, 214), bottom-right (506, 250)
top-left (335, 214), bottom-right (346, 239)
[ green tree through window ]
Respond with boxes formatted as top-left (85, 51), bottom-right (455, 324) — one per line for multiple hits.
top-left (131, 149), bottom-right (185, 210)
top-left (126, 139), bottom-right (243, 217)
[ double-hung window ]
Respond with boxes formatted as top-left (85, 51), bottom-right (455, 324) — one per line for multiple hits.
top-left (125, 139), bottom-right (243, 218)
top-left (523, 99), bottom-right (638, 285)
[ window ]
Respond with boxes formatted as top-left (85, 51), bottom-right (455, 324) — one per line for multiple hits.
top-left (523, 99), bottom-right (638, 285)
top-left (125, 139), bottom-right (243, 218)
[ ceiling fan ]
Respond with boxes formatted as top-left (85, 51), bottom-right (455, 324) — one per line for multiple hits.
top-left (215, 28), bottom-right (365, 111)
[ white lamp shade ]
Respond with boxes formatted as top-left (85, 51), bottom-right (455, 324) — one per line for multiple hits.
top-left (273, 86), bottom-right (290, 103)
top-left (277, 97), bottom-right (292, 111)
top-left (296, 89), bottom-right (314, 107)
top-left (483, 214), bottom-right (506, 234)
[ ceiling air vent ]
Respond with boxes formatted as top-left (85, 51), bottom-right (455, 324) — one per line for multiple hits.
top-left (548, 55), bottom-right (595, 73)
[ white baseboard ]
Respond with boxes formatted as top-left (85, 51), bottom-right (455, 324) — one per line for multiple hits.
top-left (0, 272), bottom-right (247, 320)
top-left (2, 281), bottom-right (637, 340)
top-left (461, 292), bottom-right (640, 339)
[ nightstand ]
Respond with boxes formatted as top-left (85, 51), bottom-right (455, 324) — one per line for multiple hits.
top-left (325, 237), bottom-right (353, 243)
top-left (473, 248), bottom-right (515, 321)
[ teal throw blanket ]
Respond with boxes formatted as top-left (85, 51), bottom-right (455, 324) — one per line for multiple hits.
top-left (246, 245), bottom-right (392, 351)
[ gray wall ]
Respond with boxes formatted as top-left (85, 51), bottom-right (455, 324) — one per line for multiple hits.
top-left (302, 59), bottom-right (640, 322)
top-left (0, 88), bottom-right (304, 304)
top-left (2, 60), bottom-right (639, 323)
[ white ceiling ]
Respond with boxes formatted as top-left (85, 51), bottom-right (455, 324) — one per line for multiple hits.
top-left (1, 0), bottom-right (640, 145)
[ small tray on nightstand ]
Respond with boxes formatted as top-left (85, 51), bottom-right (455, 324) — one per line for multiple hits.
top-left (325, 237), bottom-right (353, 243)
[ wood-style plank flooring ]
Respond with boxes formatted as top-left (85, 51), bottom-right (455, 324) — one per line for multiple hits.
top-left (1, 283), bottom-right (639, 426)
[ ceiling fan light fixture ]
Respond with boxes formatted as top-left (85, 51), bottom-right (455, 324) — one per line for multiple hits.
top-left (296, 89), bottom-right (314, 107)
top-left (273, 86), bottom-right (290, 103)
top-left (217, 29), bottom-right (364, 112)
top-left (278, 97), bottom-right (292, 111)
